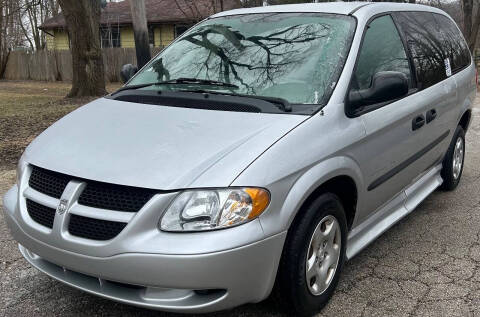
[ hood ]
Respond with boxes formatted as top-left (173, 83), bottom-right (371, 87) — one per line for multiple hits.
top-left (24, 98), bottom-right (307, 190)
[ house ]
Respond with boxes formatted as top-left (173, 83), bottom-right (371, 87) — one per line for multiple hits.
top-left (39, 0), bottom-right (241, 50)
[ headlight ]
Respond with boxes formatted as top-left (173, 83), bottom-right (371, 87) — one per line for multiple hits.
top-left (160, 188), bottom-right (270, 232)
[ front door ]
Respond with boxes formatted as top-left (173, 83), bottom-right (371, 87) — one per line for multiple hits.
top-left (349, 14), bottom-right (445, 223)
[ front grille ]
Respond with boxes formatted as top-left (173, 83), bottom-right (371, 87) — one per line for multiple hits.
top-left (68, 214), bottom-right (127, 240)
top-left (26, 199), bottom-right (56, 228)
top-left (28, 165), bottom-right (157, 212)
top-left (78, 181), bottom-right (156, 212)
top-left (26, 165), bottom-right (158, 241)
top-left (29, 166), bottom-right (70, 199)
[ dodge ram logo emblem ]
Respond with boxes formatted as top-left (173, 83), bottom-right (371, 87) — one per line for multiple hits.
top-left (57, 199), bottom-right (69, 215)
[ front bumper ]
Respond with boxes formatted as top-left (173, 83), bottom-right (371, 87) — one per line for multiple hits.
top-left (3, 185), bottom-right (286, 313)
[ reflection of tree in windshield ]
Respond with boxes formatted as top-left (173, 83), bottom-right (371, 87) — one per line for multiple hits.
top-left (152, 58), bottom-right (171, 81)
top-left (130, 14), bottom-right (355, 104)
top-left (178, 23), bottom-right (328, 93)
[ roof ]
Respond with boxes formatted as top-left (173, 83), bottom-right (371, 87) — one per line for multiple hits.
top-left (40, 0), bottom-right (241, 30)
top-left (213, 2), bottom-right (446, 18)
top-left (212, 2), bottom-right (369, 17)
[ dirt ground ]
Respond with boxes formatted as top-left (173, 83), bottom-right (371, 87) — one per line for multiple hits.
top-left (1, 81), bottom-right (480, 316)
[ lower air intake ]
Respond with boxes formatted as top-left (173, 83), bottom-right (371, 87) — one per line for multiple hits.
top-left (68, 214), bottom-right (127, 241)
top-left (26, 199), bottom-right (56, 229)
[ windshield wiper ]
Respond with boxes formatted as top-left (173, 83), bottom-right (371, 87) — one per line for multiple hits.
top-left (181, 89), bottom-right (292, 112)
top-left (167, 78), bottom-right (239, 88)
top-left (113, 78), bottom-right (239, 95)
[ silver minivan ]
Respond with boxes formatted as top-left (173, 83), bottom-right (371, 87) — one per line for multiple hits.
top-left (3, 2), bottom-right (476, 316)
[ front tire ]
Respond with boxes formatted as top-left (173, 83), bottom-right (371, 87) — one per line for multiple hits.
top-left (275, 193), bottom-right (347, 316)
top-left (440, 126), bottom-right (465, 191)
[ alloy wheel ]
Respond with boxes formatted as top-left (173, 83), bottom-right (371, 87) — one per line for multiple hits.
top-left (452, 136), bottom-right (464, 180)
top-left (305, 215), bottom-right (341, 296)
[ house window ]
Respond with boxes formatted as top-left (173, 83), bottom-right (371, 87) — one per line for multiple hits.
top-left (175, 25), bottom-right (191, 38)
top-left (100, 27), bottom-right (121, 48)
top-left (149, 26), bottom-right (155, 47)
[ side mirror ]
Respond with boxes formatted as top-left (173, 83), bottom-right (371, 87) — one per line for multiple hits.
top-left (348, 71), bottom-right (409, 112)
top-left (120, 64), bottom-right (138, 84)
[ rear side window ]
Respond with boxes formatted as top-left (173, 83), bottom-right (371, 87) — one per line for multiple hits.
top-left (353, 15), bottom-right (411, 90)
top-left (431, 14), bottom-right (471, 72)
top-left (394, 12), bottom-right (445, 89)
top-left (394, 11), bottom-right (471, 89)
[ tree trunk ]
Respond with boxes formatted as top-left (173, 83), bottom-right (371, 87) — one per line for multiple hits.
top-left (462, 0), bottom-right (480, 52)
top-left (0, 1), bottom-right (11, 78)
top-left (463, 0), bottom-right (473, 46)
top-left (129, 0), bottom-right (151, 69)
top-left (58, 0), bottom-right (106, 97)
top-left (469, 8), bottom-right (480, 52)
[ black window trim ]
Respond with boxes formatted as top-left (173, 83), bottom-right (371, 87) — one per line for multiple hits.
top-left (391, 12), bottom-right (419, 89)
top-left (345, 10), bottom-right (472, 118)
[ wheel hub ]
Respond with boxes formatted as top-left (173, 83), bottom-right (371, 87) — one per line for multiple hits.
top-left (305, 215), bottom-right (341, 296)
top-left (452, 136), bottom-right (464, 180)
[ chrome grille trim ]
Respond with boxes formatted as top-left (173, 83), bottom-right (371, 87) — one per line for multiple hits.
top-left (23, 187), bottom-right (59, 210)
top-left (69, 204), bottom-right (135, 223)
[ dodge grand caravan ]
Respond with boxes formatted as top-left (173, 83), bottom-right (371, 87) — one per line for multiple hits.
top-left (3, 2), bottom-right (476, 316)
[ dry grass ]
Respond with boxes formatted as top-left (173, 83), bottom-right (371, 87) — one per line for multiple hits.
top-left (0, 81), bottom-right (122, 170)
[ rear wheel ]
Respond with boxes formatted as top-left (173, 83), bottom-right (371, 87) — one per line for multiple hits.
top-left (275, 193), bottom-right (347, 316)
top-left (441, 126), bottom-right (465, 191)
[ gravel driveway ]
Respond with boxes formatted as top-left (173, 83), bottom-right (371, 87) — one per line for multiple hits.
top-left (1, 98), bottom-right (480, 317)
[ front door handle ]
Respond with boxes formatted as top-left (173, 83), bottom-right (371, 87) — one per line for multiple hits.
top-left (426, 109), bottom-right (437, 123)
top-left (412, 114), bottom-right (425, 131)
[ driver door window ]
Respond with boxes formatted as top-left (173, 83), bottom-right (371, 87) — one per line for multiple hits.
top-left (354, 15), bottom-right (412, 91)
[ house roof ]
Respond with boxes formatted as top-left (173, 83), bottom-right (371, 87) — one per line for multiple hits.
top-left (40, 0), bottom-right (241, 30)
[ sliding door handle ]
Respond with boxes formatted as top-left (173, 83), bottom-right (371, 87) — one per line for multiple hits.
top-left (412, 115), bottom-right (425, 131)
top-left (426, 109), bottom-right (437, 123)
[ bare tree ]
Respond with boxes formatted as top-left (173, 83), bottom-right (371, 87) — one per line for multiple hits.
top-left (19, 0), bottom-right (55, 50)
top-left (0, 1), bottom-right (12, 77)
top-left (13, 0), bottom-right (60, 51)
top-left (129, 0), bottom-right (151, 68)
top-left (0, 0), bottom-right (25, 76)
top-left (48, 0), bottom-right (59, 16)
top-left (174, 0), bottom-right (227, 20)
top-left (58, 0), bottom-right (106, 97)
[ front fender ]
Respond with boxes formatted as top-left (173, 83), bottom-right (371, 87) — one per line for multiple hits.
top-left (235, 156), bottom-right (364, 237)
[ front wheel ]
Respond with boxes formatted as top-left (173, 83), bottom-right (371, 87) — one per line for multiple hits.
top-left (274, 193), bottom-right (347, 316)
top-left (440, 126), bottom-right (465, 191)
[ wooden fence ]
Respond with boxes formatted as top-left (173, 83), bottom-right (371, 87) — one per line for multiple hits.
top-left (3, 47), bottom-right (163, 82)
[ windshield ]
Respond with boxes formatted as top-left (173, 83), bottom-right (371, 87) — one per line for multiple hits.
top-left (128, 13), bottom-right (356, 106)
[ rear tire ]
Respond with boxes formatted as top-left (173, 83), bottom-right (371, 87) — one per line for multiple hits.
top-left (440, 126), bottom-right (465, 191)
top-left (274, 193), bottom-right (347, 316)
